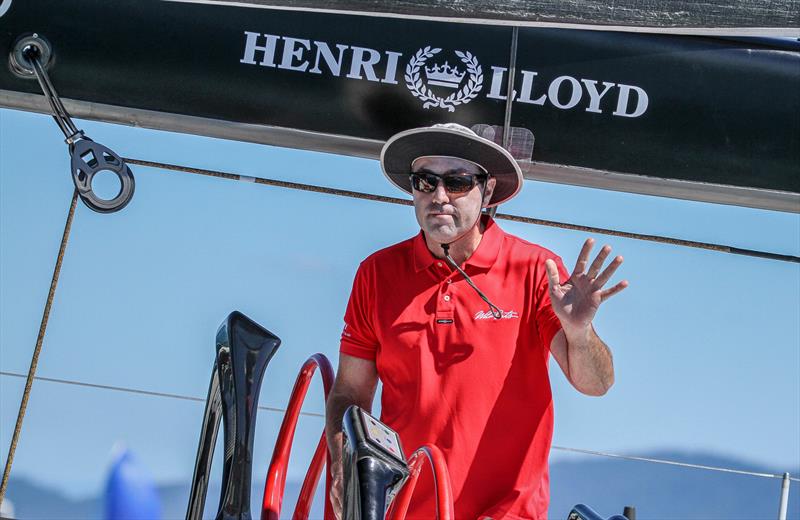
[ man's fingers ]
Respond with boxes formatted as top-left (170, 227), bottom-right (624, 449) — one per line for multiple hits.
top-left (572, 238), bottom-right (594, 276)
top-left (586, 245), bottom-right (612, 279)
top-left (594, 255), bottom-right (623, 288)
top-left (545, 258), bottom-right (561, 290)
top-left (600, 280), bottom-right (629, 301)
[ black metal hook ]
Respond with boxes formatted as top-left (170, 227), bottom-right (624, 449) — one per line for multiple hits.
top-left (10, 33), bottom-right (136, 213)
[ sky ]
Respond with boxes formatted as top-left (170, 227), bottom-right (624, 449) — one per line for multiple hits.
top-left (0, 107), bottom-right (799, 511)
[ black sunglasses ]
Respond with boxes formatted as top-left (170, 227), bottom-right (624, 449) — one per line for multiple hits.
top-left (409, 171), bottom-right (487, 194)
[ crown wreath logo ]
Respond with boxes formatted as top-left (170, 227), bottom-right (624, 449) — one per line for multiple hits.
top-left (405, 47), bottom-right (483, 112)
top-left (425, 61), bottom-right (466, 88)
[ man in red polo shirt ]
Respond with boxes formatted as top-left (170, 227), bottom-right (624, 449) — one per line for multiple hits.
top-left (326, 124), bottom-right (627, 520)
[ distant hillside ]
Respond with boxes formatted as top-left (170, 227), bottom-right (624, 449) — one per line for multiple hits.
top-left (548, 450), bottom-right (798, 520)
top-left (3, 450), bottom-right (797, 519)
top-left (3, 479), bottom-right (319, 520)
top-left (0, 477), bottom-right (97, 520)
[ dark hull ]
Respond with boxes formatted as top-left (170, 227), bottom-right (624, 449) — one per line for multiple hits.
top-left (1, 0), bottom-right (798, 211)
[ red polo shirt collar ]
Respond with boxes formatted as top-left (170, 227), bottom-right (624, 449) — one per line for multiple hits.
top-left (412, 215), bottom-right (503, 272)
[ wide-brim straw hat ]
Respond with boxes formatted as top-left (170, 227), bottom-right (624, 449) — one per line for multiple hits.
top-left (380, 123), bottom-right (523, 207)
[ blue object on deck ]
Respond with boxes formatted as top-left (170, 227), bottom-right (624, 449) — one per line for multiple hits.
top-left (104, 447), bottom-right (162, 520)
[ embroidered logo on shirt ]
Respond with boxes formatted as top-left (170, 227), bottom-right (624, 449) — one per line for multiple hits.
top-left (473, 310), bottom-right (519, 320)
top-left (342, 322), bottom-right (352, 338)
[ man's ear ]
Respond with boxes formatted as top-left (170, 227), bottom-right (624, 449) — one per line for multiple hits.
top-left (482, 177), bottom-right (497, 207)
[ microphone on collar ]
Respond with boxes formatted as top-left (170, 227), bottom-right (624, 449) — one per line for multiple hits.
top-left (440, 242), bottom-right (502, 320)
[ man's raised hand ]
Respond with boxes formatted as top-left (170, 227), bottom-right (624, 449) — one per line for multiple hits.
top-left (544, 238), bottom-right (628, 332)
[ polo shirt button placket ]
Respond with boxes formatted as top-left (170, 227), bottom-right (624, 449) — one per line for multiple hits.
top-left (442, 264), bottom-right (456, 307)
top-left (434, 269), bottom-right (455, 325)
top-left (442, 271), bottom-right (454, 308)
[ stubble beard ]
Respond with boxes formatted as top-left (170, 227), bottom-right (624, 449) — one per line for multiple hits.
top-left (423, 213), bottom-right (462, 244)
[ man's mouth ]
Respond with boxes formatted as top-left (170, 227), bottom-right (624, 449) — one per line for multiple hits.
top-left (428, 208), bottom-right (454, 217)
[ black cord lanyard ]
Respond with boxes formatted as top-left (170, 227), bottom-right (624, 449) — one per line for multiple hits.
top-left (440, 242), bottom-right (502, 320)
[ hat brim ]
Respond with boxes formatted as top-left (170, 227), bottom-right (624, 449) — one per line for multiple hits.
top-left (380, 127), bottom-right (522, 207)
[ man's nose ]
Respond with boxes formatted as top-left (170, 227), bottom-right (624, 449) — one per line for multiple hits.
top-left (431, 182), bottom-right (449, 204)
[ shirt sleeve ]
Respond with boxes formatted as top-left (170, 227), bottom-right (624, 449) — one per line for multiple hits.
top-left (534, 252), bottom-right (570, 352)
top-left (340, 261), bottom-right (379, 361)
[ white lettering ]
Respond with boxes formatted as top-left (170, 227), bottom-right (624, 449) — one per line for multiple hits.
top-left (474, 310), bottom-right (519, 320)
top-left (382, 51), bottom-right (403, 84)
top-left (613, 84), bottom-right (649, 117)
top-left (0, 0), bottom-right (12, 18)
top-left (487, 66), bottom-right (515, 100)
top-left (347, 46), bottom-right (382, 82)
top-left (548, 76), bottom-right (582, 109)
top-left (517, 70), bottom-right (547, 105)
top-left (581, 79), bottom-right (615, 113)
top-left (279, 37), bottom-right (311, 72)
top-left (238, 33), bottom-right (647, 120)
top-left (240, 31), bottom-right (279, 67)
top-left (309, 41), bottom-right (349, 76)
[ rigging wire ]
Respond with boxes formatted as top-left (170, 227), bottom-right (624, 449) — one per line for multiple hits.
top-left (1, 370), bottom-right (795, 482)
top-left (0, 371), bottom-right (325, 419)
top-left (550, 445), bottom-right (799, 481)
top-left (0, 190), bottom-right (79, 506)
top-left (124, 158), bottom-right (800, 264)
top-left (27, 49), bottom-right (82, 142)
